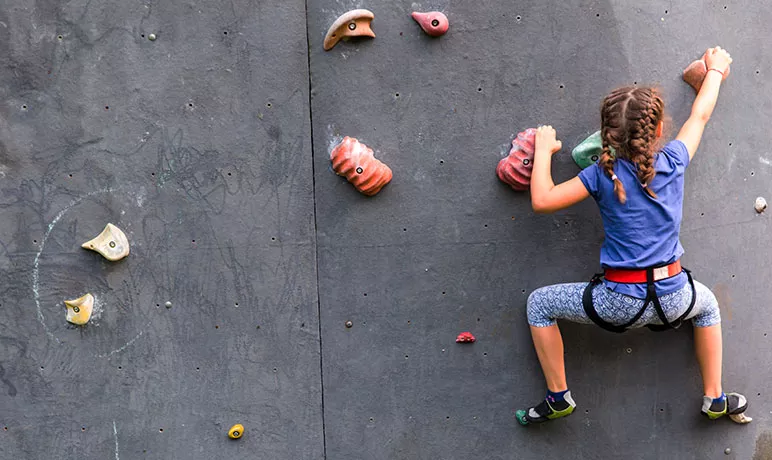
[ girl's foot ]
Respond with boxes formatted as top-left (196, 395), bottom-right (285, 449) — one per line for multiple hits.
top-left (516, 390), bottom-right (576, 425)
top-left (701, 392), bottom-right (749, 422)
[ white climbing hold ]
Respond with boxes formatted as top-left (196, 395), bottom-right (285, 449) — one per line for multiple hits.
top-left (754, 197), bottom-right (767, 213)
top-left (82, 223), bottom-right (130, 261)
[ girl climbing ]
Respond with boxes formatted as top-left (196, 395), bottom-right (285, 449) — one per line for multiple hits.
top-left (517, 47), bottom-right (748, 425)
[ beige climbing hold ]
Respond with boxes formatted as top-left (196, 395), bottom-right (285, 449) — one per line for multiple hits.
top-left (754, 197), bottom-right (767, 213)
top-left (324, 9), bottom-right (375, 51)
top-left (64, 293), bottom-right (94, 325)
top-left (81, 223), bottom-right (130, 261)
top-left (729, 412), bottom-right (752, 424)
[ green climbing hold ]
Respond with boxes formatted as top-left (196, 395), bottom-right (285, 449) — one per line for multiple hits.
top-left (515, 409), bottom-right (529, 426)
top-left (571, 130), bottom-right (614, 170)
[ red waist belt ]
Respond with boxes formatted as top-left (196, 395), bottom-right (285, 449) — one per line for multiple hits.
top-left (604, 260), bottom-right (682, 284)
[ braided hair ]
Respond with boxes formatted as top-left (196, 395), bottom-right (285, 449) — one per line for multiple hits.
top-left (599, 86), bottom-right (664, 204)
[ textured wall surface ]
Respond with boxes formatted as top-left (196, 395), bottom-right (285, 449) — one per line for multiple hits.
top-left (2, 0), bottom-right (771, 459)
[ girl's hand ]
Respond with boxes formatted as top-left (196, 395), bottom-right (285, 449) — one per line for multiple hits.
top-left (535, 125), bottom-right (562, 155)
top-left (705, 46), bottom-right (732, 74)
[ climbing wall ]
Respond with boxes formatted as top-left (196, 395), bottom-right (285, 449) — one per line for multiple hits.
top-left (307, 0), bottom-right (772, 459)
top-left (2, 0), bottom-right (772, 458)
top-left (0, 0), bottom-right (323, 458)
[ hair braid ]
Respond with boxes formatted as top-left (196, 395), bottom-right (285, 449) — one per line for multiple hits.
top-left (599, 86), bottom-right (665, 203)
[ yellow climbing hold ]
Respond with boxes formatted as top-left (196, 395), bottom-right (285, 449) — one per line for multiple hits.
top-left (81, 223), bottom-right (130, 261)
top-left (228, 424), bottom-right (244, 439)
top-left (64, 293), bottom-right (94, 325)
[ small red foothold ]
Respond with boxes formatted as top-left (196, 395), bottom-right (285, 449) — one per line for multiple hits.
top-left (456, 332), bottom-right (476, 343)
top-left (496, 128), bottom-right (536, 191)
top-left (411, 11), bottom-right (449, 37)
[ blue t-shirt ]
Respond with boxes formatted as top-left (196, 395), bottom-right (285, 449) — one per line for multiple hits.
top-left (578, 140), bottom-right (690, 298)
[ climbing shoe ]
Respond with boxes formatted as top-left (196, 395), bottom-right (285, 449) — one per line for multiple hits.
top-left (516, 391), bottom-right (576, 426)
top-left (701, 392), bottom-right (748, 420)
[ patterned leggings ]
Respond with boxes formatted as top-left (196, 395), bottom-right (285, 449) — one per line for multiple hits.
top-left (527, 280), bottom-right (720, 329)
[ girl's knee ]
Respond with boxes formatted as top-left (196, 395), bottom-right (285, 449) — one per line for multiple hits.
top-left (526, 287), bottom-right (556, 327)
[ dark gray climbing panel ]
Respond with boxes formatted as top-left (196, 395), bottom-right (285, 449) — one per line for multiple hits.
top-left (307, 1), bottom-right (772, 459)
top-left (2, 0), bottom-right (771, 458)
top-left (0, 0), bottom-right (322, 458)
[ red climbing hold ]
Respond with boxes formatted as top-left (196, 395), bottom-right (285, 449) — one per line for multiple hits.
top-left (456, 332), bottom-right (476, 343)
top-left (496, 128), bottom-right (536, 191)
top-left (683, 50), bottom-right (730, 92)
top-left (411, 11), bottom-right (449, 37)
top-left (330, 136), bottom-right (392, 196)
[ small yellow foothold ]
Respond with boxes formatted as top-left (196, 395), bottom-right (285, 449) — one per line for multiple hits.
top-left (64, 293), bottom-right (94, 325)
top-left (81, 223), bottom-right (130, 261)
top-left (228, 424), bottom-right (244, 439)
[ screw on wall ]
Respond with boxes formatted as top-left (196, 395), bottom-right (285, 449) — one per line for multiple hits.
top-left (148, 33), bottom-right (157, 41)
top-left (165, 301), bottom-right (172, 309)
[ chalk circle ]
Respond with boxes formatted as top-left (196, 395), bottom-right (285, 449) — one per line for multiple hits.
top-left (33, 188), bottom-right (160, 358)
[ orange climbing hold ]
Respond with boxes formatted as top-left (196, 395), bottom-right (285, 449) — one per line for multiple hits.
top-left (456, 332), bottom-right (476, 343)
top-left (324, 9), bottom-right (376, 51)
top-left (496, 128), bottom-right (536, 191)
top-left (683, 51), bottom-right (730, 92)
top-left (330, 136), bottom-right (392, 196)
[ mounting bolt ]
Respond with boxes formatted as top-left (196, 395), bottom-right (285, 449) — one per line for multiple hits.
top-left (725, 447), bottom-right (731, 455)
top-left (148, 33), bottom-right (157, 41)
top-left (165, 301), bottom-right (172, 309)
top-left (345, 320), bottom-right (353, 328)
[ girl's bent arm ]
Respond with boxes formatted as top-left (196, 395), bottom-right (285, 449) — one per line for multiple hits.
top-left (531, 126), bottom-right (590, 214)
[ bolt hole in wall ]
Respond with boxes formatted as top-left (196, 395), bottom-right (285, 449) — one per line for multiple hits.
top-left (159, 428), bottom-right (163, 433)
top-left (266, 102), bottom-right (272, 108)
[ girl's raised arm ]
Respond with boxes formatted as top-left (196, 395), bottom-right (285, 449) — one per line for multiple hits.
top-left (677, 47), bottom-right (733, 160)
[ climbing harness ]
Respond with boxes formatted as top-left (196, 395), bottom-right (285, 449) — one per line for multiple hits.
top-left (582, 261), bottom-right (696, 333)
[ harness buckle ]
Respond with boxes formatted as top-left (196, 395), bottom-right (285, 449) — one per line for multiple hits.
top-left (653, 266), bottom-right (669, 281)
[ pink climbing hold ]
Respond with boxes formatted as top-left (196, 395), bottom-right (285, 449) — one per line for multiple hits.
top-left (411, 11), bottom-right (449, 37)
top-left (496, 128), bottom-right (536, 191)
top-left (456, 332), bottom-right (476, 343)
